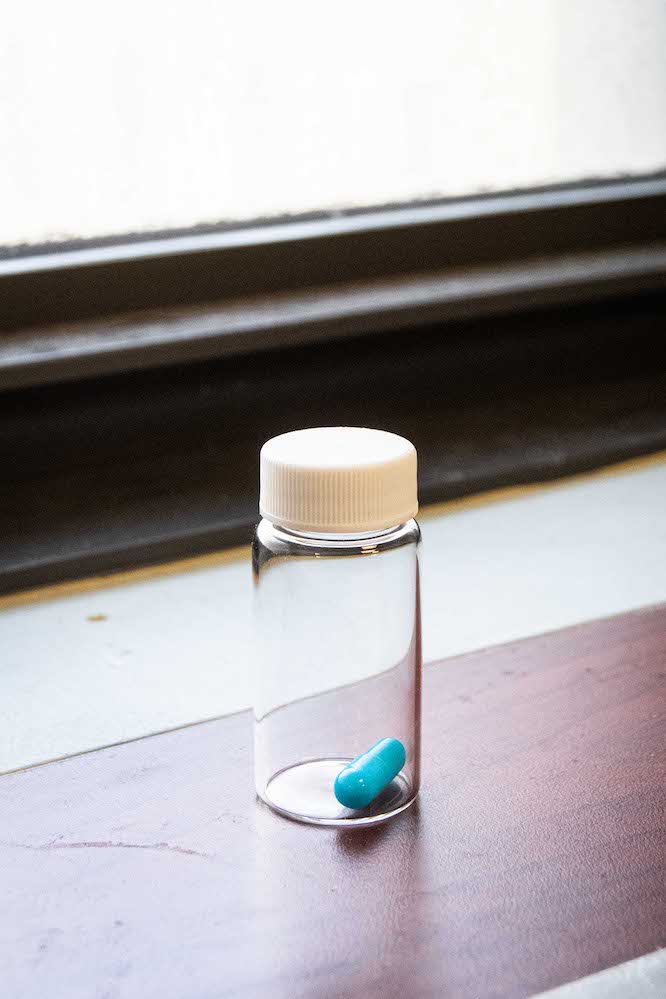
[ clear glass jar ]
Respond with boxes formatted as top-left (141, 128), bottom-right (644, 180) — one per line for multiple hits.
top-left (253, 517), bottom-right (421, 826)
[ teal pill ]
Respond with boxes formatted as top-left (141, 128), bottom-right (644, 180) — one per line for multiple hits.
top-left (334, 738), bottom-right (406, 809)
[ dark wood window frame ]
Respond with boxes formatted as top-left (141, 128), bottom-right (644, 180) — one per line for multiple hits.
top-left (2, 176), bottom-right (665, 388)
top-left (1, 175), bottom-right (665, 593)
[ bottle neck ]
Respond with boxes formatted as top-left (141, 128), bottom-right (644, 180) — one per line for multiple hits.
top-left (256, 517), bottom-right (420, 557)
top-left (276, 523), bottom-right (404, 543)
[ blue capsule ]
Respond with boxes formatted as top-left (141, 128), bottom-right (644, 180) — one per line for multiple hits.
top-left (334, 738), bottom-right (406, 809)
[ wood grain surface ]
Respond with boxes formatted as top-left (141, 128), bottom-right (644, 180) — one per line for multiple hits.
top-left (1, 605), bottom-right (665, 999)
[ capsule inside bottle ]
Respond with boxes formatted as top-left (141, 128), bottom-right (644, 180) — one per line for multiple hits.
top-left (334, 738), bottom-right (406, 810)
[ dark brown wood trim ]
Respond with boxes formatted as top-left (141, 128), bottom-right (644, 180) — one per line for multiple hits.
top-left (2, 241), bottom-right (665, 391)
top-left (2, 291), bottom-right (665, 596)
top-left (2, 177), bottom-right (665, 337)
top-left (2, 178), bottom-right (665, 594)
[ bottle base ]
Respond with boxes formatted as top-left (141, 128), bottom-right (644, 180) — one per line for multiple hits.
top-left (259, 758), bottom-right (417, 827)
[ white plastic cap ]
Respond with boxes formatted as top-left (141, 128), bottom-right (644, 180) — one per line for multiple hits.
top-left (259, 427), bottom-right (418, 534)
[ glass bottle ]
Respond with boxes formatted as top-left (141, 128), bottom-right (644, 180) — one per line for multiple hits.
top-left (253, 427), bottom-right (421, 827)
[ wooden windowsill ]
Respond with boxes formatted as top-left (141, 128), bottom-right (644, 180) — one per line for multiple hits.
top-left (2, 604), bottom-right (664, 997)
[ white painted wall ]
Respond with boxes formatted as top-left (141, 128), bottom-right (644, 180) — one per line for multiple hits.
top-left (1, 1), bottom-right (664, 245)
